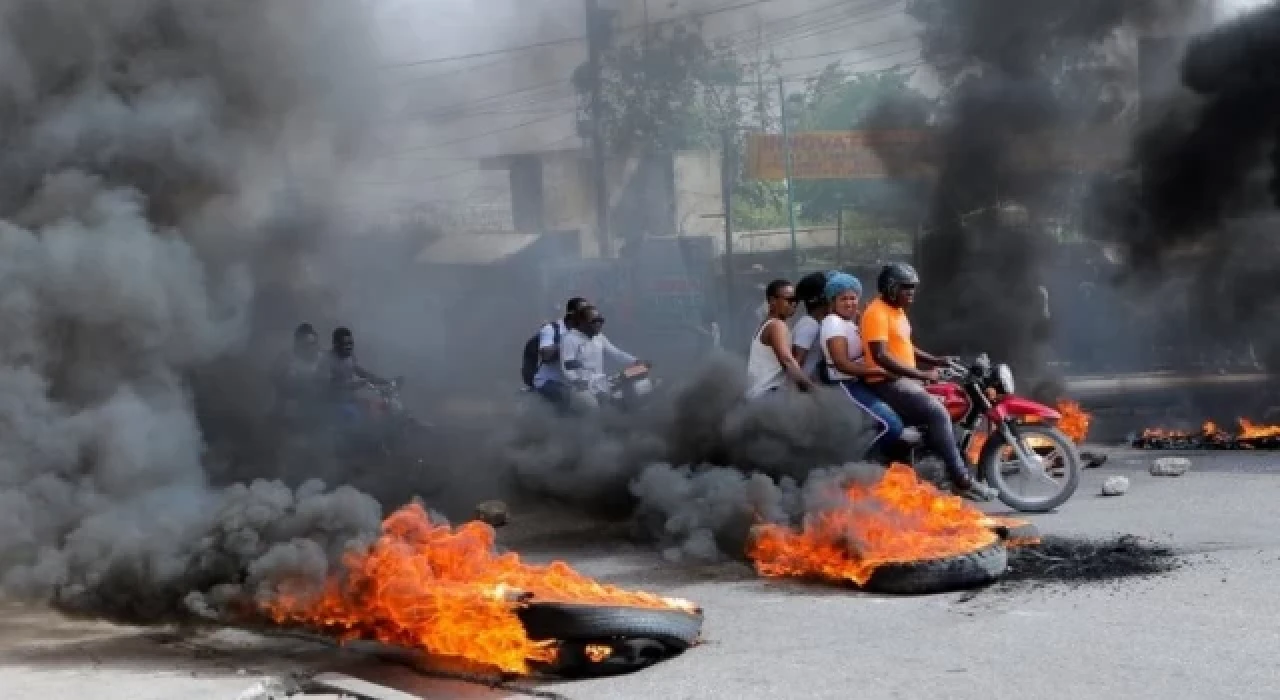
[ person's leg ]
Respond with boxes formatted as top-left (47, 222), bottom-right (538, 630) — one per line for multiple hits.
top-left (838, 380), bottom-right (902, 456)
top-left (535, 380), bottom-right (571, 413)
top-left (870, 379), bottom-right (972, 486)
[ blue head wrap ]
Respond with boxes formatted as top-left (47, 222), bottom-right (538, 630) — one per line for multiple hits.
top-left (824, 272), bottom-right (862, 302)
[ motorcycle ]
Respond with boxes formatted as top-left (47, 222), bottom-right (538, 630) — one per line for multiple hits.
top-left (518, 362), bottom-right (658, 415)
top-left (903, 354), bottom-right (1081, 513)
top-left (352, 376), bottom-right (436, 459)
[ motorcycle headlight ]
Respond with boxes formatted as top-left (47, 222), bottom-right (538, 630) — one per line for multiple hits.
top-left (995, 364), bottom-right (1016, 395)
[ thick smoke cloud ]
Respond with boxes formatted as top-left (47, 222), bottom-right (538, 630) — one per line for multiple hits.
top-left (1094, 1), bottom-right (1280, 369)
top-left (0, 0), bottom-right (389, 622)
top-left (497, 355), bottom-right (881, 562)
top-left (877, 0), bottom-right (1197, 390)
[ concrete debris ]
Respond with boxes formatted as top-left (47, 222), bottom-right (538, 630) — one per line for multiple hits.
top-left (1101, 475), bottom-right (1130, 496)
top-left (474, 499), bottom-right (510, 527)
top-left (1150, 457), bottom-right (1192, 477)
top-left (235, 676), bottom-right (301, 700)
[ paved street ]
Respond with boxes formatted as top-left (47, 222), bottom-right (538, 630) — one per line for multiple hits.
top-left (4, 448), bottom-right (1279, 700)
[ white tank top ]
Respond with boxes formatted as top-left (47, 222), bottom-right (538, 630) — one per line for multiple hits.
top-left (745, 319), bottom-right (786, 398)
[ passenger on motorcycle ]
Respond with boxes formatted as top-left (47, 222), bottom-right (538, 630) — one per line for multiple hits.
top-left (791, 270), bottom-right (834, 381)
top-left (860, 262), bottom-right (998, 502)
top-left (819, 273), bottom-right (909, 460)
top-left (745, 279), bottom-right (814, 398)
top-left (273, 322), bottom-right (324, 426)
top-left (560, 305), bottom-right (646, 410)
top-left (532, 297), bottom-right (589, 412)
top-left (328, 326), bottom-right (393, 427)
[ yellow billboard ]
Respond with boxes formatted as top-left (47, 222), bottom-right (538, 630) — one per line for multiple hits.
top-left (744, 128), bottom-right (1125, 181)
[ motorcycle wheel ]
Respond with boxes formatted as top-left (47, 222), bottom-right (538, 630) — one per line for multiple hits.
top-left (978, 423), bottom-right (1081, 513)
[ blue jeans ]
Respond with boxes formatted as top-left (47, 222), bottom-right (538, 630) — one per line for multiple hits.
top-left (837, 379), bottom-right (904, 456)
top-left (534, 380), bottom-right (572, 413)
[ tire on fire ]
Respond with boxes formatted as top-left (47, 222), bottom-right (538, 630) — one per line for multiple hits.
top-left (978, 423), bottom-right (1081, 513)
top-left (861, 541), bottom-right (1008, 595)
top-left (517, 601), bottom-right (703, 651)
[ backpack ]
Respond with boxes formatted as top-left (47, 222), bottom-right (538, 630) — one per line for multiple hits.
top-left (521, 321), bottom-right (561, 387)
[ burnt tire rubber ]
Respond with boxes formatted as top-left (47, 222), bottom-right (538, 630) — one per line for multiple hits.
top-left (516, 602), bottom-right (703, 651)
top-left (988, 521), bottom-right (1041, 543)
top-left (861, 541), bottom-right (1008, 595)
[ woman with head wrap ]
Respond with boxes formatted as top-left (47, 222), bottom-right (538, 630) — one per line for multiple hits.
top-left (818, 272), bottom-right (909, 459)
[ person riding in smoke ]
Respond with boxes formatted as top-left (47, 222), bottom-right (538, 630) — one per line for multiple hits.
top-left (560, 304), bottom-right (646, 402)
top-left (532, 296), bottom-right (590, 411)
top-left (273, 322), bottom-right (324, 425)
top-left (791, 270), bottom-right (834, 381)
top-left (328, 326), bottom-right (392, 424)
top-left (860, 262), bottom-right (998, 502)
top-left (819, 272), bottom-right (908, 460)
top-left (745, 279), bottom-right (814, 398)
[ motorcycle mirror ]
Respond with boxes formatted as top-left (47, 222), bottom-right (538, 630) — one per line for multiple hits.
top-left (564, 360), bottom-right (583, 370)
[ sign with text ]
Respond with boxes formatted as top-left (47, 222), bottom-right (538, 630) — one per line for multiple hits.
top-left (744, 127), bottom-right (1126, 181)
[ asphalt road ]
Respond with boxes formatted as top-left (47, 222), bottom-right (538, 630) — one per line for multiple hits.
top-left (4, 448), bottom-right (1279, 700)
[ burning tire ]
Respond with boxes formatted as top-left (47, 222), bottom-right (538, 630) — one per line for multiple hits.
top-left (517, 601), bottom-right (702, 650)
top-left (979, 424), bottom-right (1081, 513)
top-left (517, 602), bottom-right (703, 677)
top-left (861, 541), bottom-right (1008, 595)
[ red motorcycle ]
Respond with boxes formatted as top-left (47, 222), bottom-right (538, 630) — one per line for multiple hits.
top-left (906, 354), bottom-right (1081, 512)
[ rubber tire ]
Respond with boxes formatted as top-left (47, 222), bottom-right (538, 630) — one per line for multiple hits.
top-left (861, 541), bottom-right (1008, 595)
top-left (516, 602), bottom-right (703, 651)
top-left (979, 424), bottom-right (1081, 513)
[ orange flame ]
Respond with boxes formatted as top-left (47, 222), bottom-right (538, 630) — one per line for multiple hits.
top-left (747, 464), bottom-right (999, 586)
top-left (1139, 418), bottom-right (1278, 444)
top-left (966, 398), bottom-right (1090, 462)
top-left (261, 503), bottom-right (696, 675)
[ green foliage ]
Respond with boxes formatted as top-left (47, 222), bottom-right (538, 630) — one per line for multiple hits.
top-left (573, 20), bottom-right (744, 153)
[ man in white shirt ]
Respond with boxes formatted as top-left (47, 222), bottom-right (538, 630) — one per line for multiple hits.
top-left (561, 305), bottom-right (645, 403)
top-left (532, 297), bottom-right (589, 411)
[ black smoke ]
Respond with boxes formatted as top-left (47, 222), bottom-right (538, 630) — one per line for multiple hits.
top-left (1094, 1), bottom-right (1280, 370)
top-left (874, 0), bottom-right (1199, 392)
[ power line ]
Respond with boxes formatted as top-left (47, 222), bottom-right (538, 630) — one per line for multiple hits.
top-left (777, 37), bottom-right (917, 64)
top-left (382, 0), bottom-right (792, 69)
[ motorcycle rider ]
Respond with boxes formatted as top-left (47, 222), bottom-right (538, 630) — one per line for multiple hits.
top-left (791, 270), bottom-right (833, 380)
top-left (561, 305), bottom-right (646, 409)
top-left (746, 279), bottom-right (814, 398)
top-left (819, 273), bottom-right (907, 459)
top-left (532, 297), bottom-right (590, 411)
top-left (328, 326), bottom-right (393, 428)
top-left (273, 322), bottom-right (324, 427)
top-left (860, 262), bottom-right (998, 502)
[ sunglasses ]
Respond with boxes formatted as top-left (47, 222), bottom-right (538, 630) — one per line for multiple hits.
top-left (588, 317), bottom-right (606, 325)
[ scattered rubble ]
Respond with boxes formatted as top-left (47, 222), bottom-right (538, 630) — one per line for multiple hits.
top-left (1150, 457), bottom-right (1191, 477)
top-left (1000, 535), bottom-right (1180, 588)
top-left (1101, 476), bottom-right (1130, 496)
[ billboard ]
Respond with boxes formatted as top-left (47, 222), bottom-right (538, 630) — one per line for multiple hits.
top-left (744, 127), bottom-right (1127, 181)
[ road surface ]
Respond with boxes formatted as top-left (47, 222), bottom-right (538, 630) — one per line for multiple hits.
top-left (3, 447), bottom-right (1279, 699)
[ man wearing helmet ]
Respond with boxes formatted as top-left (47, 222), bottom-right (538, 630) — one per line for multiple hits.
top-left (860, 262), bottom-right (998, 502)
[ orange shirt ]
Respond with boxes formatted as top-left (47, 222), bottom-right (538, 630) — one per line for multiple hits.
top-left (860, 298), bottom-right (915, 381)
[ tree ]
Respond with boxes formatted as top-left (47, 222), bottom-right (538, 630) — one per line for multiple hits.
top-left (572, 19), bottom-right (744, 153)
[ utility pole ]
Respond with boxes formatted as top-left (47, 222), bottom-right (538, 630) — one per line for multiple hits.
top-left (721, 128), bottom-right (736, 338)
top-left (778, 77), bottom-right (799, 278)
top-left (586, 0), bottom-right (612, 257)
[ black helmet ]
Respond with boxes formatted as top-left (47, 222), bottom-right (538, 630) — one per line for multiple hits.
top-left (877, 262), bottom-right (920, 297)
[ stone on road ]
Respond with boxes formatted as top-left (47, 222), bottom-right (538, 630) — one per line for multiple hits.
top-left (1150, 456), bottom-right (1192, 477)
top-left (1101, 475), bottom-right (1130, 496)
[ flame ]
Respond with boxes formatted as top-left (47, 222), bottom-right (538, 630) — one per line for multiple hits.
top-left (1137, 418), bottom-right (1280, 446)
top-left (261, 503), bottom-right (696, 675)
top-left (584, 643), bottom-right (613, 663)
top-left (747, 464), bottom-right (999, 587)
top-left (966, 399), bottom-right (1090, 462)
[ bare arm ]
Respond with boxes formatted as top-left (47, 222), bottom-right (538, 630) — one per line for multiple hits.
top-left (913, 347), bottom-right (945, 368)
top-left (763, 320), bottom-right (814, 391)
top-left (827, 336), bottom-right (888, 380)
top-left (870, 341), bottom-right (935, 382)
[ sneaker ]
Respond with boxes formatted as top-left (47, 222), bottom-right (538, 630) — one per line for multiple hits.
top-left (899, 426), bottom-right (923, 445)
top-left (955, 480), bottom-right (999, 503)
